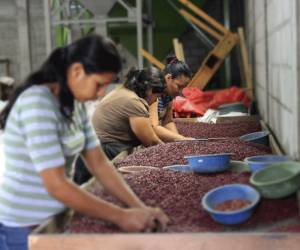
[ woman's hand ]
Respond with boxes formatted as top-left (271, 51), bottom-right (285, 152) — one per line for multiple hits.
top-left (144, 207), bottom-right (170, 231)
top-left (117, 207), bottom-right (153, 232)
top-left (117, 207), bottom-right (169, 232)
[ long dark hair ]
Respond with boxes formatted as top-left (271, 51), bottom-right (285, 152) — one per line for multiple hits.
top-left (0, 34), bottom-right (121, 129)
top-left (124, 67), bottom-right (165, 99)
top-left (164, 55), bottom-right (192, 79)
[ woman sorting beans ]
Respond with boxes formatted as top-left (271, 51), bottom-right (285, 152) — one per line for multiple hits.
top-left (74, 67), bottom-right (166, 184)
top-left (149, 56), bottom-right (193, 142)
top-left (0, 34), bottom-right (169, 250)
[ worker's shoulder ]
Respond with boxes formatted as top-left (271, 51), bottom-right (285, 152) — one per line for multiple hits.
top-left (103, 87), bottom-right (144, 104)
top-left (17, 85), bottom-right (58, 109)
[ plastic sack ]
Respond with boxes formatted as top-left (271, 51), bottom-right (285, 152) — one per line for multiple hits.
top-left (173, 86), bottom-right (251, 117)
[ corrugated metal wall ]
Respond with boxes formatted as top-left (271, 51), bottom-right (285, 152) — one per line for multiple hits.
top-left (245, 0), bottom-right (300, 159)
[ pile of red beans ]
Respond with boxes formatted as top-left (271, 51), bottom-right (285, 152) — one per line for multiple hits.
top-left (214, 199), bottom-right (251, 212)
top-left (64, 120), bottom-right (299, 233)
top-left (114, 139), bottom-right (271, 169)
top-left (65, 169), bottom-right (298, 233)
top-left (175, 120), bottom-right (262, 138)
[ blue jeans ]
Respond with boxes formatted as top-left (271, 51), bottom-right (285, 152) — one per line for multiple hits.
top-left (0, 223), bottom-right (32, 250)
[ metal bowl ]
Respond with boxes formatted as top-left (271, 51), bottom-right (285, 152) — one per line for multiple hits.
top-left (162, 165), bottom-right (191, 173)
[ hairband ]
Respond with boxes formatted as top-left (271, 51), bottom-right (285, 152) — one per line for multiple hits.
top-left (169, 58), bottom-right (178, 64)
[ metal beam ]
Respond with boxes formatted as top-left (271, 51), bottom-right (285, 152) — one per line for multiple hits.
top-left (224, 0), bottom-right (231, 87)
top-left (146, 0), bottom-right (153, 56)
top-left (117, 0), bottom-right (132, 14)
top-left (167, 0), bottom-right (214, 48)
top-left (95, 15), bottom-right (108, 36)
top-left (136, 0), bottom-right (143, 69)
top-left (16, 0), bottom-right (31, 80)
top-left (44, 0), bottom-right (52, 55)
top-left (53, 17), bottom-right (136, 25)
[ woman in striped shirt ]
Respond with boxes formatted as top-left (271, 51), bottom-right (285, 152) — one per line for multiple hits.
top-left (149, 56), bottom-right (193, 142)
top-left (0, 34), bottom-right (168, 250)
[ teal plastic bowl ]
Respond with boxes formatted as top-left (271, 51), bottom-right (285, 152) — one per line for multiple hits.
top-left (218, 102), bottom-right (248, 114)
top-left (250, 161), bottom-right (300, 199)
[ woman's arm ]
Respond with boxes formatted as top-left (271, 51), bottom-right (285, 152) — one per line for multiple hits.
top-left (129, 116), bottom-right (163, 146)
top-left (162, 105), bottom-right (179, 133)
top-left (40, 166), bottom-right (157, 232)
top-left (149, 100), bottom-right (187, 142)
top-left (164, 122), bottom-right (179, 133)
top-left (81, 146), bottom-right (169, 227)
top-left (82, 146), bottom-right (146, 208)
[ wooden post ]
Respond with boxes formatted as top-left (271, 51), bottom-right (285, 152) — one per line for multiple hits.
top-left (178, 42), bottom-right (185, 62)
top-left (173, 38), bottom-right (185, 62)
top-left (237, 27), bottom-right (253, 100)
top-left (177, 1), bottom-right (251, 93)
top-left (179, 9), bottom-right (223, 41)
top-left (140, 49), bottom-right (165, 70)
top-left (188, 32), bottom-right (239, 89)
top-left (178, 0), bottom-right (229, 35)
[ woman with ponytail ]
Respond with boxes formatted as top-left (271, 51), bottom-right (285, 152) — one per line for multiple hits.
top-left (0, 35), bottom-right (168, 250)
top-left (92, 67), bottom-right (165, 158)
top-left (149, 55), bottom-right (193, 142)
top-left (74, 67), bottom-right (165, 185)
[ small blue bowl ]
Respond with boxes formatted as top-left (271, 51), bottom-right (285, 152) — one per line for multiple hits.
top-left (202, 184), bottom-right (260, 225)
top-left (184, 153), bottom-right (231, 173)
top-left (245, 154), bottom-right (290, 172)
top-left (239, 131), bottom-right (270, 145)
top-left (162, 165), bottom-right (191, 172)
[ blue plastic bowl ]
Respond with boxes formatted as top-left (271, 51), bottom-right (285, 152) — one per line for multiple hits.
top-left (184, 153), bottom-right (231, 173)
top-left (239, 131), bottom-right (270, 145)
top-left (245, 154), bottom-right (290, 172)
top-left (162, 165), bottom-right (191, 172)
top-left (202, 184), bottom-right (260, 225)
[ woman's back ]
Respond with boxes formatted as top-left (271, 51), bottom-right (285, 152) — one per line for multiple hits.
top-left (92, 86), bottom-right (149, 145)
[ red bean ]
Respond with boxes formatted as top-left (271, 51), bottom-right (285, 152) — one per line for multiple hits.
top-left (175, 121), bottom-right (262, 139)
top-left (64, 121), bottom-right (298, 233)
top-left (114, 139), bottom-right (271, 169)
top-left (214, 199), bottom-right (251, 211)
top-left (65, 169), bottom-right (298, 233)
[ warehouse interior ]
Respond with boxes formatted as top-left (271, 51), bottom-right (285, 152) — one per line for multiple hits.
top-left (0, 0), bottom-right (300, 250)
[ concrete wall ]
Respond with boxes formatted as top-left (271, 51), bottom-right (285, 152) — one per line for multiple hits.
top-left (0, 0), bottom-right (46, 84)
top-left (28, 0), bottom-right (46, 73)
top-left (0, 0), bottom-right (18, 79)
top-left (245, 0), bottom-right (300, 159)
